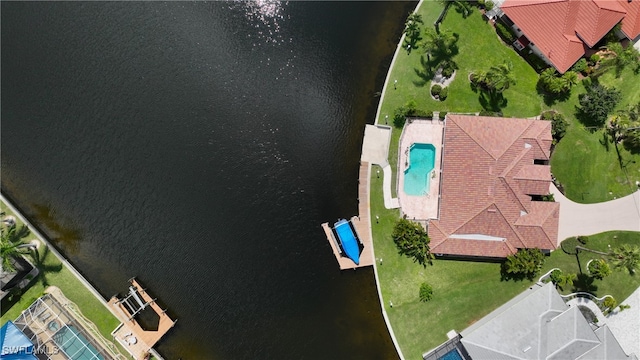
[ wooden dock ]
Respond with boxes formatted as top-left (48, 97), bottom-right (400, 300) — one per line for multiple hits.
top-left (109, 278), bottom-right (176, 359)
top-left (322, 161), bottom-right (374, 270)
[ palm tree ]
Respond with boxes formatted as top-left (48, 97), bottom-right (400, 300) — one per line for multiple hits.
top-left (557, 272), bottom-right (577, 290)
top-left (561, 71), bottom-right (579, 90)
top-left (485, 61), bottom-right (516, 93)
top-left (403, 13), bottom-right (424, 53)
top-left (422, 28), bottom-right (459, 63)
top-left (1, 225), bottom-right (36, 274)
top-left (610, 244), bottom-right (640, 274)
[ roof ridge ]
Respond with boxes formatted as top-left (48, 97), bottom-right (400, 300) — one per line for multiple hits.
top-left (450, 115), bottom-right (498, 160)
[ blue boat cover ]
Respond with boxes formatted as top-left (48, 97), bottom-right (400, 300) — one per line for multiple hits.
top-left (0, 321), bottom-right (37, 359)
top-left (334, 219), bottom-right (360, 265)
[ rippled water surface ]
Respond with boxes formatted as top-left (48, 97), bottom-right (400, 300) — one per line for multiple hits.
top-left (1, 2), bottom-right (414, 358)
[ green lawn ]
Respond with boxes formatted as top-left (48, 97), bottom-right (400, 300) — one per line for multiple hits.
top-left (0, 202), bottom-right (122, 345)
top-left (549, 67), bottom-right (640, 203)
top-left (371, 165), bottom-right (534, 359)
top-left (372, 3), bottom-right (640, 359)
top-left (542, 231), bottom-right (640, 302)
top-left (382, 3), bottom-right (542, 197)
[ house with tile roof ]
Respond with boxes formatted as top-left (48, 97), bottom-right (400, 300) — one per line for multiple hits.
top-left (460, 282), bottom-right (636, 360)
top-left (498, 0), bottom-right (640, 73)
top-left (428, 114), bottom-right (559, 259)
top-left (423, 283), bottom-right (637, 360)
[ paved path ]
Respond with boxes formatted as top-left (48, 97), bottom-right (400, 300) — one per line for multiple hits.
top-left (360, 124), bottom-right (400, 209)
top-left (382, 164), bottom-right (399, 209)
top-left (550, 184), bottom-right (640, 241)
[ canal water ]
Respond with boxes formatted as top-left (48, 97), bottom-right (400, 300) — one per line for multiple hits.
top-left (1, 2), bottom-right (415, 358)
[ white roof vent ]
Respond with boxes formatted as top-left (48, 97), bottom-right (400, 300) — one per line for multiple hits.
top-left (524, 142), bottom-right (532, 149)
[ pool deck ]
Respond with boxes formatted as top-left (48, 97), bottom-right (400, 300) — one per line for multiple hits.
top-left (321, 161), bottom-right (375, 270)
top-left (398, 119), bottom-right (444, 221)
top-left (109, 278), bottom-right (176, 359)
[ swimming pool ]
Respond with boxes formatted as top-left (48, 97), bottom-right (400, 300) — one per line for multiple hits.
top-left (404, 143), bottom-right (436, 196)
top-left (334, 219), bottom-right (360, 265)
top-left (53, 325), bottom-right (105, 360)
top-left (438, 348), bottom-right (463, 360)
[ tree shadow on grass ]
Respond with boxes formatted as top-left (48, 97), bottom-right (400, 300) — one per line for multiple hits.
top-left (599, 129), bottom-right (611, 152)
top-left (413, 55), bottom-right (435, 87)
top-left (536, 81), bottom-right (571, 106)
top-left (572, 273), bottom-right (598, 294)
top-left (622, 139), bottom-right (640, 155)
top-left (479, 91), bottom-right (508, 112)
top-left (499, 262), bottom-right (536, 282)
top-left (31, 245), bottom-right (63, 288)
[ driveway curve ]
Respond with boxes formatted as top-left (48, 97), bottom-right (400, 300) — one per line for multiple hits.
top-left (550, 184), bottom-right (640, 241)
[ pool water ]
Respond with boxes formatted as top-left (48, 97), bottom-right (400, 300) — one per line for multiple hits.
top-left (438, 349), bottom-right (463, 360)
top-left (404, 143), bottom-right (436, 196)
top-left (53, 325), bottom-right (105, 360)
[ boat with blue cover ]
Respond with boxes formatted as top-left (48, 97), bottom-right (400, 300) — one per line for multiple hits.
top-left (333, 219), bottom-right (361, 265)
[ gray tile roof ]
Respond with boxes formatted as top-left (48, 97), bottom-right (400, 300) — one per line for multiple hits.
top-left (460, 283), bottom-right (634, 360)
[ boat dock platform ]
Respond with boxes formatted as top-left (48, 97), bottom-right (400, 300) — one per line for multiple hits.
top-left (109, 278), bottom-right (176, 359)
top-left (322, 161), bottom-right (375, 270)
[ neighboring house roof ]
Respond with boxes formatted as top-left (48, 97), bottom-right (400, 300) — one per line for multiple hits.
top-left (459, 282), bottom-right (636, 360)
top-left (618, 0), bottom-right (640, 40)
top-left (576, 0), bottom-right (626, 47)
top-left (429, 115), bottom-right (559, 258)
top-left (501, 0), bottom-right (587, 73)
top-left (501, 0), bottom-right (640, 73)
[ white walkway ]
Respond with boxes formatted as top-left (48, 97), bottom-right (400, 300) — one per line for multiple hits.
top-left (550, 184), bottom-right (640, 241)
top-left (382, 164), bottom-right (399, 209)
top-left (361, 124), bottom-right (400, 209)
top-left (606, 286), bottom-right (640, 357)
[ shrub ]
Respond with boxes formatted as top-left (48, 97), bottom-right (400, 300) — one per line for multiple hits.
top-left (603, 296), bottom-right (618, 314)
top-left (419, 283), bottom-right (434, 302)
top-left (393, 106), bottom-right (407, 128)
top-left (541, 111), bottom-right (568, 143)
top-left (589, 54), bottom-right (601, 66)
top-left (571, 58), bottom-right (587, 73)
top-left (588, 259), bottom-right (612, 280)
top-left (392, 218), bottom-right (434, 267)
top-left (440, 60), bottom-right (458, 78)
top-left (439, 111), bottom-right (448, 120)
top-left (502, 248), bottom-right (545, 281)
top-left (495, 22), bottom-right (516, 43)
top-left (431, 84), bottom-right (442, 97)
top-left (440, 87), bottom-right (449, 100)
top-left (550, 269), bottom-right (563, 284)
top-left (560, 237), bottom-right (579, 255)
top-left (485, 0), bottom-right (494, 11)
top-left (542, 193), bottom-right (555, 202)
top-left (577, 84), bottom-right (622, 127)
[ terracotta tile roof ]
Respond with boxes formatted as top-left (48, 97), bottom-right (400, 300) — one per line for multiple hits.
top-left (501, 0), bottom-right (640, 72)
top-left (576, 0), bottom-right (626, 47)
top-left (501, 0), bottom-right (587, 73)
top-left (433, 238), bottom-right (516, 258)
top-left (617, 0), bottom-right (640, 39)
top-left (428, 115), bottom-right (559, 258)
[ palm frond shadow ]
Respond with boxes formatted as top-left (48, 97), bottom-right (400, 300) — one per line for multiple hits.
top-left (31, 246), bottom-right (63, 288)
top-left (413, 55), bottom-right (435, 87)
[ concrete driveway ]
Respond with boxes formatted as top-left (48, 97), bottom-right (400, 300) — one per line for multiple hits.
top-left (550, 184), bottom-right (640, 241)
